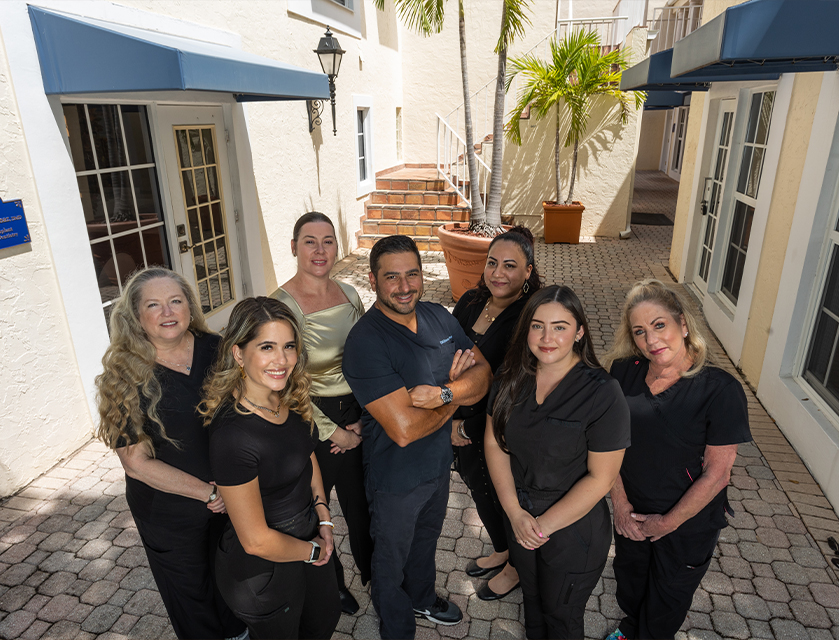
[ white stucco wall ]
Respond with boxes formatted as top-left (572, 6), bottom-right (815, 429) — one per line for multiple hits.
top-left (0, 32), bottom-right (94, 496)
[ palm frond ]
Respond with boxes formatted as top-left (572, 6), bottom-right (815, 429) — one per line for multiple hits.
top-left (378, 0), bottom-right (446, 36)
top-left (495, 0), bottom-right (532, 53)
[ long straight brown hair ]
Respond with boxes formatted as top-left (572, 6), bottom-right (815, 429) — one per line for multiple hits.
top-left (491, 285), bottom-right (600, 451)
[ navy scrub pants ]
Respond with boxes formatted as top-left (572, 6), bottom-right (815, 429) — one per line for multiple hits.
top-left (613, 525), bottom-right (720, 640)
top-left (367, 473), bottom-right (449, 640)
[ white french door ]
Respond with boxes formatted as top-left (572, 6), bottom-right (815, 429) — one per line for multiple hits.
top-left (694, 100), bottom-right (736, 296)
top-left (157, 106), bottom-right (245, 330)
top-left (667, 106), bottom-right (689, 181)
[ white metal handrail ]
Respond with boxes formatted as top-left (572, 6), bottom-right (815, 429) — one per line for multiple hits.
top-left (436, 113), bottom-right (490, 210)
top-left (647, 3), bottom-right (703, 55)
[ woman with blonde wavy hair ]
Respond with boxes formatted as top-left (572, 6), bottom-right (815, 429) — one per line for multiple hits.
top-left (95, 267), bottom-right (245, 640)
top-left (603, 280), bottom-right (751, 640)
top-left (202, 296), bottom-right (340, 640)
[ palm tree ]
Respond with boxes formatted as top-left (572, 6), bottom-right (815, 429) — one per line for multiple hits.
top-left (374, 0), bottom-right (530, 234)
top-left (506, 29), bottom-right (644, 205)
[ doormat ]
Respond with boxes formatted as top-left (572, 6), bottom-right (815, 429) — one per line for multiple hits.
top-left (632, 212), bottom-right (674, 226)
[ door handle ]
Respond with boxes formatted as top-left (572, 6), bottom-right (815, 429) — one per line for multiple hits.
top-left (179, 240), bottom-right (195, 254)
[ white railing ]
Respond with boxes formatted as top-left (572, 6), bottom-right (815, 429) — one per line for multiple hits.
top-left (647, 3), bottom-right (703, 55)
top-left (436, 113), bottom-right (491, 209)
top-left (438, 16), bottom-right (629, 203)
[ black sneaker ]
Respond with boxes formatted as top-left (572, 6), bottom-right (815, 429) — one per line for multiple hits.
top-left (413, 596), bottom-right (463, 626)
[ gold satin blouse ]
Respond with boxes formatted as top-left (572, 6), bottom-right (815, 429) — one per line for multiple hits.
top-left (271, 282), bottom-right (365, 441)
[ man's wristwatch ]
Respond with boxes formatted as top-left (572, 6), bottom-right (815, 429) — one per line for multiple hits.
top-left (206, 487), bottom-right (218, 503)
top-left (305, 540), bottom-right (321, 563)
top-left (440, 385), bottom-right (453, 405)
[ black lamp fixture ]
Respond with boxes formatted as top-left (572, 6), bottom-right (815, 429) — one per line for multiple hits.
top-left (311, 26), bottom-right (345, 136)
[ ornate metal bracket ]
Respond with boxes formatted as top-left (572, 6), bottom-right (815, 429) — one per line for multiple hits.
top-left (307, 99), bottom-right (323, 133)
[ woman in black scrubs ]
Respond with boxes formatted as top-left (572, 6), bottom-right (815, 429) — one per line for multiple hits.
top-left (485, 285), bottom-right (630, 639)
top-left (96, 267), bottom-right (245, 640)
top-left (201, 297), bottom-right (341, 640)
top-left (451, 227), bottom-right (541, 600)
top-left (604, 280), bottom-right (750, 640)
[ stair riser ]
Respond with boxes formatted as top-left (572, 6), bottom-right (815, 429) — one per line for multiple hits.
top-left (362, 220), bottom-right (459, 236)
top-left (357, 234), bottom-right (441, 251)
top-left (364, 208), bottom-right (470, 222)
top-left (375, 179), bottom-right (446, 191)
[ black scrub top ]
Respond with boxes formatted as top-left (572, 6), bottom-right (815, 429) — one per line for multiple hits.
top-left (610, 357), bottom-right (751, 532)
top-left (488, 362), bottom-right (630, 513)
top-left (121, 331), bottom-right (220, 524)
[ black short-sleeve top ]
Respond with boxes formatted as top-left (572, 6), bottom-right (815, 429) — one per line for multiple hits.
top-left (343, 301), bottom-right (474, 493)
top-left (209, 407), bottom-right (318, 528)
top-left (610, 357), bottom-right (751, 532)
top-left (488, 362), bottom-right (631, 504)
top-left (121, 331), bottom-right (220, 524)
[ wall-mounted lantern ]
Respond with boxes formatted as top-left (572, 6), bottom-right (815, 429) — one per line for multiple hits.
top-left (309, 27), bottom-right (345, 136)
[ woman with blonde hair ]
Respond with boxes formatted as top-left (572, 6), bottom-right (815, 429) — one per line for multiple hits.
top-left (604, 280), bottom-right (751, 640)
top-left (202, 296), bottom-right (340, 640)
top-left (95, 267), bottom-right (244, 640)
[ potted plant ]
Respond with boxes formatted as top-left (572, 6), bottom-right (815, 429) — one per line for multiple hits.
top-left (506, 29), bottom-right (643, 243)
top-left (376, 0), bottom-right (530, 300)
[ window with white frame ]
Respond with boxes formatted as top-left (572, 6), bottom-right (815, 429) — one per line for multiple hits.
top-left (803, 210), bottom-right (839, 414)
top-left (720, 90), bottom-right (775, 304)
top-left (396, 107), bottom-right (403, 161)
top-left (354, 97), bottom-right (374, 194)
top-left (63, 104), bottom-right (171, 323)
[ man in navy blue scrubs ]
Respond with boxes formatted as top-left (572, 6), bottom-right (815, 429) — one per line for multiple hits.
top-left (343, 235), bottom-right (492, 639)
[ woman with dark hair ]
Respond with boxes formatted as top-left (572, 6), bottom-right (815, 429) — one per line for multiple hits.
top-left (451, 226), bottom-right (541, 600)
top-left (603, 280), bottom-right (750, 640)
top-left (201, 297), bottom-right (341, 639)
top-left (485, 285), bottom-right (630, 639)
top-left (95, 267), bottom-right (245, 640)
top-left (270, 211), bottom-right (372, 614)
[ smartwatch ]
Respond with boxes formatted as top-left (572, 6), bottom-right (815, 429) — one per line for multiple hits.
top-left (206, 487), bottom-right (219, 503)
top-left (305, 540), bottom-right (321, 563)
top-left (440, 385), bottom-right (453, 405)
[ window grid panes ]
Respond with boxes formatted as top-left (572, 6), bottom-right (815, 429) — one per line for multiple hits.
top-left (173, 126), bottom-right (234, 314)
top-left (804, 243), bottom-right (839, 414)
top-left (63, 104), bottom-right (171, 321)
top-left (357, 110), bottom-right (368, 183)
top-left (698, 109), bottom-right (734, 282)
top-left (720, 200), bottom-right (754, 303)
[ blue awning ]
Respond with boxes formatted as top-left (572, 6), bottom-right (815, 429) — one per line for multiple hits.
top-left (28, 6), bottom-right (330, 102)
top-left (621, 49), bottom-right (780, 92)
top-left (643, 91), bottom-right (689, 111)
top-left (671, 0), bottom-right (839, 79)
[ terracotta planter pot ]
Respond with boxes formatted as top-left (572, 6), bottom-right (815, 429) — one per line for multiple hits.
top-left (437, 223), bottom-right (510, 302)
top-left (542, 201), bottom-right (585, 244)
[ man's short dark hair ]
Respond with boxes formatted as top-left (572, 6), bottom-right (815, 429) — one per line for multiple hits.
top-left (370, 235), bottom-right (422, 277)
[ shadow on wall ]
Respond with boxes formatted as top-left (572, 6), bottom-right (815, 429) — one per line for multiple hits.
top-left (376, 1), bottom-right (399, 51)
top-left (501, 95), bottom-right (635, 237)
top-left (311, 115), bottom-right (324, 194)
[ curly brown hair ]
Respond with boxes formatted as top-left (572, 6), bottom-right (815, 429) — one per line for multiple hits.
top-left (199, 297), bottom-right (314, 430)
top-left (95, 268), bottom-right (211, 453)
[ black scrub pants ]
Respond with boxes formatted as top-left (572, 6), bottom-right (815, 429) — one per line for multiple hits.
top-left (613, 525), bottom-right (720, 640)
top-left (454, 438), bottom-right (508, 555)
top-left (134, 513), bottom-right (245, 639)
top-left (367, 472), bottom-right (449, 640)
top-left (214, 523), bottom-right (341, 640)
top-left (508, 497), bottom-right (612, 640)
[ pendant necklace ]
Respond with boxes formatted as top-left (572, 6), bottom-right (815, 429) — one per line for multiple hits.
top-left (482, 300), bottom-right (497, 323)
top-left (156, 338), bottom-right (193, 373)
top-left (245, 397), bottom-right (282, 418)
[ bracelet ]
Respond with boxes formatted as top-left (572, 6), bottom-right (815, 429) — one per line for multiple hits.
top-left (457, 421), bottom-right (468, 440)
top-left (319, 520), bottom-right (334, 528)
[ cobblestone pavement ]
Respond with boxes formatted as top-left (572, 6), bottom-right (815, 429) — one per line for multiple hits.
top-left (1, 224), bottom-right (839, 640)
top-left (632, 171), bottom-right (680, 222)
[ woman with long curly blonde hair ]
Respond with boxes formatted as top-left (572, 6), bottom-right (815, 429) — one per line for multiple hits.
top-left (202, 296), bottom-right (340, 640)
top-left (95, 267), bottom-right (245, 640)
top-left (603, 280), bottom-right (751, 640)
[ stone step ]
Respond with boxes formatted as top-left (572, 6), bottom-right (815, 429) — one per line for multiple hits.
top-left (365, 205), bottom-right (470, 222)
top-left (375, 177), bottom-right (447, 192)
top-left (368, 190), bottom-right (463, 206)
top-left (361, 218), bottom-right (457, 237)
top-left (357, 233), bottom-right (441, 251)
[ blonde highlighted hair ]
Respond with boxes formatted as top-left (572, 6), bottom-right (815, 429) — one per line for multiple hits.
top-left (95, 267), bottom-right (211, 453)
top-left (199, 297), bottom-right (314, 429)
top-left (603, 279), bottom-right (713, 377)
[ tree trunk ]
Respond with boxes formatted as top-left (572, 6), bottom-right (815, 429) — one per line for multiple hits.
top-left (484, 2), bottom-right (507, 227)
top-left (566, 137), bottom-right (579, 205)
top-left (554, 107), bottom-right (562, 204)
top-left (459, 1), bottom-right (486, 224)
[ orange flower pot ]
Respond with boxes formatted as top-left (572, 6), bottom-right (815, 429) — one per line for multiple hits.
top-left (436, 223), bottom-right (510, 302)
top-left (542, 201), bottom-right (584, 244)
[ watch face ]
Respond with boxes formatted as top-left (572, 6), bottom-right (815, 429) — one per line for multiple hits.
top-left (441, 386), bottom-right (453, 404)
top-left (311, 545), bottom-right (321, 562)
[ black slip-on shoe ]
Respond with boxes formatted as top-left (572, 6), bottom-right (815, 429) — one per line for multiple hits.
top-left (465, 558), bottom-right (507, 577)
top-left (339, 587), bottom-right (360, 615)
top-left (476, 581), bottom-right (521, 601)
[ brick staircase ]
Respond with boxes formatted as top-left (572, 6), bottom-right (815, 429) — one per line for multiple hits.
top-left (357, 165), bottom-right (471, 250)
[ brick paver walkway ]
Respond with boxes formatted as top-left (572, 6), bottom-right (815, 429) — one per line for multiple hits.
top-left (632, 171), bottom-right (680, 222)
top-left (1, 224), bottom-right (838, 640)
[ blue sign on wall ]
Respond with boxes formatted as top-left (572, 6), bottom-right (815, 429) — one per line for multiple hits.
top-left (0, 198), bottom-right (31, 250)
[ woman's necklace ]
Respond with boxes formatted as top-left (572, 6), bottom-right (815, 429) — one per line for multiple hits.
top-left (482, 300), bottom-right (497, 323)
top-left (155, 336), bottom-right (193, 373)
top-left (245, 397), bottom-right (282, 418)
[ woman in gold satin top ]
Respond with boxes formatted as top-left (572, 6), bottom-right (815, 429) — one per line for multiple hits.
top-left (271, 211), bottom-right (372, 616)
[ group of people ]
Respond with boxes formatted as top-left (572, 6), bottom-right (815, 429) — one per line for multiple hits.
top-left (95, 213), bottom-right (750, 640)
